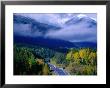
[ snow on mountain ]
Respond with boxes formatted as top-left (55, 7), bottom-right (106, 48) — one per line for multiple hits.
top-left (77, 14), bottom-right (87, 18)
top-left (14, 13), bottom-right (97, 43)
top-left (45, 14), bottom-right (97, 43)
top-left (64, 14), bottom-right (97, 29)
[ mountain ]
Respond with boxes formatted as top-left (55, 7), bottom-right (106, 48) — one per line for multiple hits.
top-left (74, 42), bottom-right (97, 49)
top-left (65, 15), bottom-right (97, 28)
top-left (14, 35), bottom-right (97, 50)
top-left (14, 35), bottom-right (77, 52)
top-left (14, 15), bottom-right (61, 34)
top-left (14, 14), bottom-right (97, 50)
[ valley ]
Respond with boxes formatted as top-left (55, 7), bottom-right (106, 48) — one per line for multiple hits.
top-left (14, 13), bottom-right (97, 75)
top-left (14, 43), bottom-right (97, 75)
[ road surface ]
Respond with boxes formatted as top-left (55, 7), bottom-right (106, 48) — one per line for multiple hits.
top-left (48, 63), bottom-right (69, 75)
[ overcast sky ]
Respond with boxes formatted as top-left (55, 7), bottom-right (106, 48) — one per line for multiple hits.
top-left (15, 13), bottom-right (96, 26)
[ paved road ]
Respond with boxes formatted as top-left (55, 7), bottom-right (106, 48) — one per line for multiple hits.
top-left (48, 63), bottom-right (69, 75)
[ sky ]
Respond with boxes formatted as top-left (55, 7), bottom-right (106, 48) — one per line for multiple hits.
top-left (15, 13), bottom-right (97, 26)
top-left (14, 13), bottom-right (97, 42)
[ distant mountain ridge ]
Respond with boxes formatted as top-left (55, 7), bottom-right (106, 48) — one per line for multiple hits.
top-left (14, 15), bottom-right (61, 34)
top-left (14, 14), bottom-right (97, 50)
top-left (65, 15), bottom-right (97, 28)
top-left (14, 35), bottom-right (76, 48)
top-left (74, 42), bottom-right (97, 49)
top-left (14, 35), bottom-right (97, 50)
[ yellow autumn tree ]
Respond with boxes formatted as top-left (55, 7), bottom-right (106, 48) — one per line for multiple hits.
top-left (42, 64), bottom-right (50, 75)
top-left (79, 49), bottom-right (87, 59)
top-left (36, 59), bottom-right (44, 65)
top-left (66, 51), bottom-right (73, 60)
top-left (88, 52), bottom-right (97, 65)
top-left (73, 52), bottom-right (80, 64)
top-left (78, 48), bottom-right (91, 65)
top-left (89, 52), bottom-right (96, 59)
top-left (86, 48), bottom-right (91, 57)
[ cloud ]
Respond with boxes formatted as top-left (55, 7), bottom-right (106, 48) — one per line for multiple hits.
top-left (14, 13), bottom-right (67, 26)
top-left (14, 13), bottom-right (97, 26)
top-left (45, 24), bottom-right (97, 42)
top-left (14, 13), bottom-right (97, 42)
top-left (14, 23), bottom-right (43, 37)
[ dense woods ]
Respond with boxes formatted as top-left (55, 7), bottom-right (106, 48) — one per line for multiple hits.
top-left (14, 44), bottom-right (97, 75)
top-left (65, 48), bottom-right (97, 75)
top-left (14, 45), bottom-right (51, 75)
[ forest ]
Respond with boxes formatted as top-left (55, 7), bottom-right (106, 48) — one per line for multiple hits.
top-left (14, 44), bottom-right (97, 75)
top-left (14, 13), bottom-right (97, 75)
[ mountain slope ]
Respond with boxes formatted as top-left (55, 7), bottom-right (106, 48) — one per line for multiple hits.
top-left (14, 35), bottom-right (77, 52)
top-left (14, 14), bottom-right (97, 49)
top-left (74, 42), bottom-right (97, 49)
top-left (65, 15), bottom-right (97, 28)
top-left (14, 15), bottom-right (61, 34)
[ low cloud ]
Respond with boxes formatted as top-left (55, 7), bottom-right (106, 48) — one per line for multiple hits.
top-left (14, 13), bottom-right (97, 42)
top-left (14, 23), bottom-right (43, 37)
top-left (45, 25), bottom-right (97, 42)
